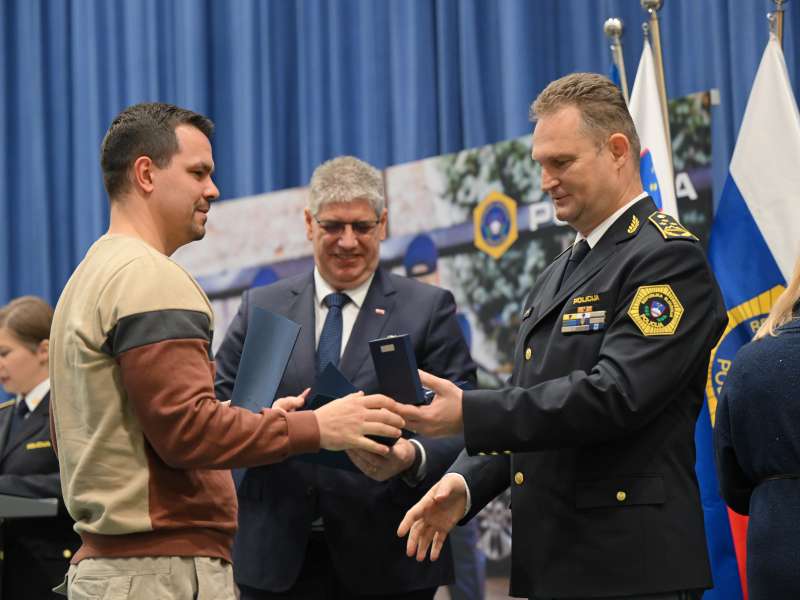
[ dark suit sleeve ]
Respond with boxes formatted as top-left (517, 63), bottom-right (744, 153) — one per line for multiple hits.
top-left (0, 472), bottom-right (61, 499)
top-left (215, 290), bottom-right (251, 401)
top-left (449, 450), bottom-right (510, 522)
top-left (713, 366), bottom-right (754, 516)
top-left (392, 289), bottom-right (478, 500)
top-left (462, 239), bottom-right (726, 454)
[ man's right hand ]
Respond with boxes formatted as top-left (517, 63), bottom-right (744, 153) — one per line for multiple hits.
top-left (397, 473), bottom-right (467, 561)
top-left (393, 370), bottom-right (464, 437)
top-left (315, 392), bottom-right (405, 455)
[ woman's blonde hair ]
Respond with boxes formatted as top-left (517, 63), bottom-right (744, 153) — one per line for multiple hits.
top-left (754, 256), bottom-right (800, 339)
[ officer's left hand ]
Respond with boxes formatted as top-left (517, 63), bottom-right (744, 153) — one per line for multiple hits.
top-left (347, 438), bottom-right (417, 481)
top-left (397, 473), bottom-right (467, 561)
top-left (394, 370), bottom-right (464, 437)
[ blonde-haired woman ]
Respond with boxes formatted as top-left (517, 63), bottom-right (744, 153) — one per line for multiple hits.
top-left (0, 296), bottom-right (79, 598)
top-left (714, 258), bottom-right (800, 599)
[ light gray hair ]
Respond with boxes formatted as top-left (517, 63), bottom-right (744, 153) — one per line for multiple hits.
top-left (308, 156), bottom-right (385, 216)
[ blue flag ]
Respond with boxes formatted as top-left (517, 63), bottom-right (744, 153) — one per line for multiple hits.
top-left (702, 33), bottom-right (800, 599)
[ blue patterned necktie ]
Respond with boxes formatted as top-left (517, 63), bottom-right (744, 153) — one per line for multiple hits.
top-left (317, 292), bottom-right (351, 373)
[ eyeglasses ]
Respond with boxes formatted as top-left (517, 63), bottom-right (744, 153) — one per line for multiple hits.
top-left (314, 217), bottom-right (381, 236)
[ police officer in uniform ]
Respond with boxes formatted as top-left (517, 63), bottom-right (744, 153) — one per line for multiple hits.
top-left (397, 73), bottom-right (728, 600)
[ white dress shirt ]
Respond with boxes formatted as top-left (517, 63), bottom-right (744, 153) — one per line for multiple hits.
top-left (313, 268), bottom-right (374, 355)
top-left (574, 191), bottom-right (648, 249)
top-left (312, 268), bottom-right (428, 486)
top-left (17, 377), bottom-right (50, 414)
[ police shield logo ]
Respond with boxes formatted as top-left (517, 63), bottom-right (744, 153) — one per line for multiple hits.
top-left (628, 284), bottom-right (684, 336)
top-left (473, 192), bottom-right (518, 259)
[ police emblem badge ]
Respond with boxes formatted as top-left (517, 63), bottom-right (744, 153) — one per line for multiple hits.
top-left (473, 192), bottom-right (518, 259)
top-left (628, 284), bottom-right (684, 336)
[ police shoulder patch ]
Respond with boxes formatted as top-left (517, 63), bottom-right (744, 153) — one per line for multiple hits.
top-left (628, 284), bottom-right (684, 336)
top-left (647, 212), bottom-right (698, 241)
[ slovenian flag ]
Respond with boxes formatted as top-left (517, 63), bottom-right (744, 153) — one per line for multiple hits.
top-left (629, 38), bottom-right (678, 217)
top-left (700, 34), bottom-right (800, 600)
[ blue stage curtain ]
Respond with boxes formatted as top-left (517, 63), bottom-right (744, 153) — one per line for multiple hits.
top-left (1, 0), bottom-right (798, 305)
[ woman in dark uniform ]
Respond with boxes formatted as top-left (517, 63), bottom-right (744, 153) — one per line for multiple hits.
top-left (0, 296), bottom-right (79, 599)
top-left (714, 258), bottom-right (800, 599)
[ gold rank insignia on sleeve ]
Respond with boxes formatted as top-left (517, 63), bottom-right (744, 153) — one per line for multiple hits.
top-left (627, 215), bottom-right (640, 234)
top-left (628, 284), bottom-right (684, 336)
top-left (648, 212), bottom-right (699, 241)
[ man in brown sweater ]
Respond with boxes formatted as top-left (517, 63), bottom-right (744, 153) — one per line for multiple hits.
top-left (49, 103), bottom-right (404, 599)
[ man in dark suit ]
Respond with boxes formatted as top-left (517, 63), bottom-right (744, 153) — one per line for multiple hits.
top-left (397, 73), bottom-right (728, 600)
top-left (215, 155), bottom-right (477, 600)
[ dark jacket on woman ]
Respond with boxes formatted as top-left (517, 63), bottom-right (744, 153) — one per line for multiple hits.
top-left (714, 313), bottom-right (800, 599)
top-left (0, 393), bottom-right (79, 599)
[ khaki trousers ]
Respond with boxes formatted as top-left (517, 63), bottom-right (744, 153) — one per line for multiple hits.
top-left (55, 556), bottom-right (236, 599)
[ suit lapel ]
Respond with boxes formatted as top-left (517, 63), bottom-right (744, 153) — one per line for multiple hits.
top-left (2, 394), bottom-right (49, 459)
top-left (280, 274), bottom-right (317, 396)
top-left (525, 198), bottom-right (656, 334)
top-left (339, 269), bottom-right (396, 384)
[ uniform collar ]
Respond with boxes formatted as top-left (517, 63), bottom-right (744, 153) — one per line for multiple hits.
top-left (575, 191), bottom-right (649, 249)
top-left (18, 378), bottom-right (49, 413)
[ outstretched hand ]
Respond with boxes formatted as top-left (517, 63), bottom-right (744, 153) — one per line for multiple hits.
top-left (397, 473), bottom-right (467, 561)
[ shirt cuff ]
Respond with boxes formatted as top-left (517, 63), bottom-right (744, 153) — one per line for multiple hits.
top-left (445, 472), bottom-right (471, 517)
top-left (402, 439), bottom-right (427, 487)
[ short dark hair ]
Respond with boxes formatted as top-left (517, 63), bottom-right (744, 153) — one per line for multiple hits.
top-left (530, 72), bottom-right (641, 163)
top-left (100, 102), bottom-right (214, 200)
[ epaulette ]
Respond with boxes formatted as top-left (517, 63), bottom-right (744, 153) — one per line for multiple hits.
top-left (0, 399), bottom-right (16, 410)
top-left (647, 211), bottom-right (699, 241)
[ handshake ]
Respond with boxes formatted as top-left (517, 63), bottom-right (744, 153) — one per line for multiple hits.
top-left (272, 370), bottom-right (467, 476)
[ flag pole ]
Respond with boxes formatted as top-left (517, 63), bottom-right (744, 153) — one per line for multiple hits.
top-left (640, 0), bottom-right (674, 196)
top-left (770, 0), bottom-right (786, 48)
top-left (604, 18), bottom-right (630, 104)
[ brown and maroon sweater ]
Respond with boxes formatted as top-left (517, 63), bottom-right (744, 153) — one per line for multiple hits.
top-left (49, 234), bottom-right (320, 564)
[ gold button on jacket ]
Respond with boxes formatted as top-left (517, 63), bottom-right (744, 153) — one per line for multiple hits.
top-left (616, 490), bottom-right (627, 502)
top-left (514, 472), bottom-right (524, 485)
top-left (525, 347), bottom-right (532, 360)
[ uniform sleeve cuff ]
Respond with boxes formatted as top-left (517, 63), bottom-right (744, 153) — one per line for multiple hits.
top-left (445, 472), bottom-right (472, 517)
